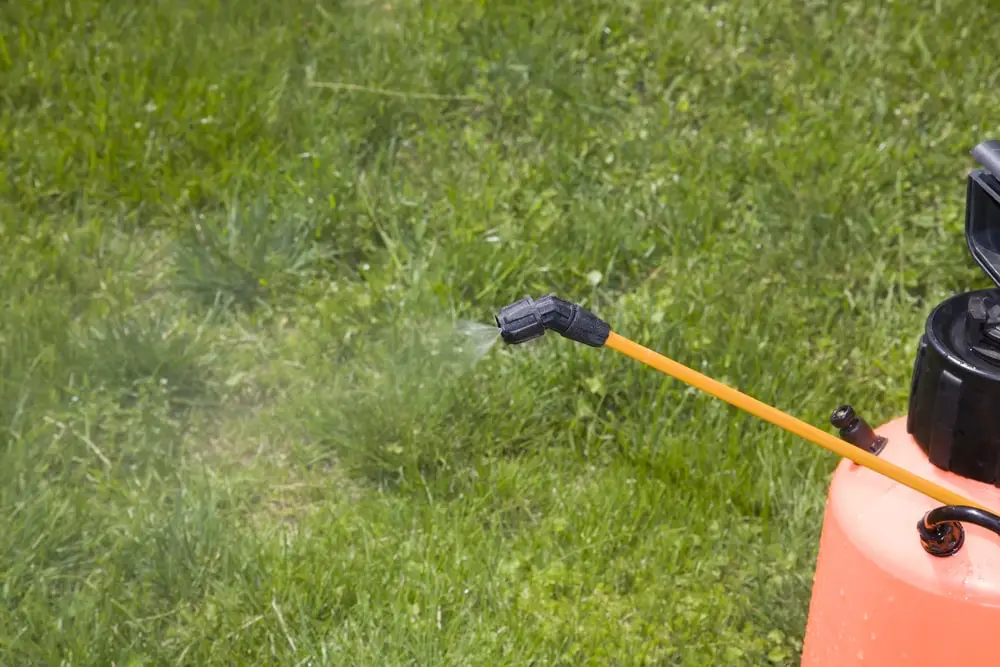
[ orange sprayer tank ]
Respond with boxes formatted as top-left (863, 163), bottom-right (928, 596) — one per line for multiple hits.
top-left (801, 141), bottom-right (1000, 666)
top-left (800, 417), bottom-right (1000, 665)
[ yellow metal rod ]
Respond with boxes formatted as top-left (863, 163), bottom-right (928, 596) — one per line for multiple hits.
top-left (603, 331), bottom-right (992, 513)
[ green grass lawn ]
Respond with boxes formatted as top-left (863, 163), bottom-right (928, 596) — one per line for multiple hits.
top-left (2, 0), bottom-right (999, 664)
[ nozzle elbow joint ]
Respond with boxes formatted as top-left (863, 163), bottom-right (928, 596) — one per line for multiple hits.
top-left (495, 295), bottom-right (610, 347)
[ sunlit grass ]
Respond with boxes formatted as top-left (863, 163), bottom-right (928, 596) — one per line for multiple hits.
top-left (2, 0), bottom-right (999, 664)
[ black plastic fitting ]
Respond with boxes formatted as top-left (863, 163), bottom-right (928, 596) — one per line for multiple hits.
top-left (917, 505), bottom-right (1000, 557)
top-left (494, 295), bottom-right (611, 348)
top-left (494, 297), bottom-right (546, 345)
top-left (830, 405), bottom-right (887, 455)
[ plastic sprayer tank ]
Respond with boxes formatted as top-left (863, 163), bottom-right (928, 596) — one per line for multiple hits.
top-left (801, 143), bottom-right (1000, 665)
top-left (801, 419), bottom-right (1000, 665)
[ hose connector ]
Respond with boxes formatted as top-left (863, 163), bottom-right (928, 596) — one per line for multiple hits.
top-left (495, 295), bottom-right (611, 347)
top-left (917, 505), bottom-right (1000, 557)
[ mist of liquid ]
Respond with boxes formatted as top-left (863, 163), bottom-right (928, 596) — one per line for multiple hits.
top-left (453, 319), bottom-right (502, 364)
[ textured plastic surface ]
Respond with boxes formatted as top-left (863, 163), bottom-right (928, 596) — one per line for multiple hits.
top-left (907, 289), bottom-right (1000, 486)
top-left (555, 307), bottom-right (610, 348)
top-left (495, 297), bottom-right (545, 345)
top-left (495, 295), bottom-right (610, 347)
top-left (801, 417), bottom-right (1000, 666)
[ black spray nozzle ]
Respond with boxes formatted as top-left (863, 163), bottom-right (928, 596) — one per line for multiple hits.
top-left (494, 295), bottom-right (611, 348)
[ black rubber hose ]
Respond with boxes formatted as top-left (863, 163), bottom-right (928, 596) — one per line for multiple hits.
top-left (917, 505), bottom-right (1000, 557)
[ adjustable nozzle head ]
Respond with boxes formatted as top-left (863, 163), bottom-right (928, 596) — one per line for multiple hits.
top-left (494, 297), bottom-right (546, 345)
top-left (494, 295), bottom-right (611, 347)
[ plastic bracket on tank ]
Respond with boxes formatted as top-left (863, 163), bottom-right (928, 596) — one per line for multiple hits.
top-left (830, 405), bottom-right (886, 455)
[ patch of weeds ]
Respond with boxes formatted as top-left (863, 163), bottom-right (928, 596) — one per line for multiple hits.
top-left (172, 199), bottom-right (330, 312)
top-left (70, 306), bottom-right (216, 411)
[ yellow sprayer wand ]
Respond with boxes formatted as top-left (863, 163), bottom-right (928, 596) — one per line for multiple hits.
top-left (602, 331), bottom-right (990, 513)
top-left (493, 294), bottom-right (994, 515)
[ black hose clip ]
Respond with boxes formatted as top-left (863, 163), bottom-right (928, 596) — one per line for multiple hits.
top-left (917, 505), bottom-right (1000, 557)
